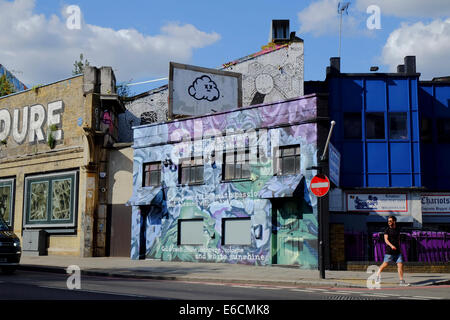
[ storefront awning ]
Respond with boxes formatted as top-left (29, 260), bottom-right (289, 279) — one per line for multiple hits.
top-left (258, 174), bottom-right (305, 199)
top-left (126, 186), bottom-right (163, 206)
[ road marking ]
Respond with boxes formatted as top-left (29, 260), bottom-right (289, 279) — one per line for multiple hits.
top-left (398, 296), bottom-right (428, 300)
top-left (411, 296), bottom-right (444, 300)
top-left (328, 291), bottom-right (352, 295)
top-left (257, 286), bottom-right (281, 290)
top-left (290, 289), bottom-right (318, 293)
top-left (307, 288), bottom-right (329, 291)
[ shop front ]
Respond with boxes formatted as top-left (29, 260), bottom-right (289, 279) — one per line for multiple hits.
top-left (0, 67), bottom-right (122, 257)
top-left (128, 94), bottom-right (328, 268)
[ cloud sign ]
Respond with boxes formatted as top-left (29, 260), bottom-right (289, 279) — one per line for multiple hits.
top-left (188, 75), bottom-right (220, 102)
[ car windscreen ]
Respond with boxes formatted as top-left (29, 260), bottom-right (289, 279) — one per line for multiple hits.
top-left (0, 217), bottom-right (9, 231)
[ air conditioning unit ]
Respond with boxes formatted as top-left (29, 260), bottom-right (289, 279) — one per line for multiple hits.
top-left (22, 230), bottom-right (47, 256)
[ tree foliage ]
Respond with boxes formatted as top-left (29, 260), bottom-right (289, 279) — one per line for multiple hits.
top-left (0, 74), bottom-right (15, 97)
top-left (72, 53), bottom-right (90, 75)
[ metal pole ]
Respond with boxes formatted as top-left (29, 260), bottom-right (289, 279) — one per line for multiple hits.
top-left (321, 121), bottom-right (336, 161)
top-left (339, 13), bottom-right (342, 58)
top-left (319, 194), bottom-right (325, 279)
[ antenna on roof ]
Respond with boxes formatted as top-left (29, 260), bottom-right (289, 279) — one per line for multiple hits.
top-left (337, 2), bottom-right (350, 59)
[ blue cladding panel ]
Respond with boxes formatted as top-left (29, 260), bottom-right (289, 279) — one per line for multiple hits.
top-left (411, 111), bottom-right (419, 141)
top-left (341, 78), bottom-right (363, 111)
top-left (366, 142), bottom-right (387, 173)
top-left (390, 142), bottom-right (411, 173)
top-left (342, 142), bottom-right (363, 173)
top-left (436, 146), bottom-right (450, 175)
top-left (367, 174), bottom-right (388, 187)
top-left (391, 174), bottom-right (411, 187)
top-left (388, 79), bottom-right (409, 111)
top-left (418, 85), bottom-right (434, 116)
top-left (435, 86), bottom-right (450, 116)
top-left (366, 79), bottom-right (386, 112)
top-left (342, 174), bottom-right (364, 188)
top-left (413, 142), bottom-right (421, 173)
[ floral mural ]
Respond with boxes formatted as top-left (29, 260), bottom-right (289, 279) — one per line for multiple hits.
top-left (129, 95), bottom-right (325, 269)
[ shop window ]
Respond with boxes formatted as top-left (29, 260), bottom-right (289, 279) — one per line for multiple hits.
top-left (366, 112), bottom-right (385, 139)
top-left (420, 117), bottom-right (433, 143)
top-left (275, 145), bottom-right (300, 175)
top-left (222, 218), bottom-right (252, 245)
top-left (178, 219), bottom-right (204, 245)
top-left (343, 112), bottom-right (362, 139)
top-left (24, 172), bottom-right (77, 228)
top-left (223, 148), bottom-right (251, 181)
top-left (179, 157), bottom-right (204, 185)
top-left (437, 119), bottom-right (450, 143)
top-left (0, 179), bottom-right (14, 227)
top-left (143, 162), bottom-right (161, 187)
top-left (389, 113), bottom-right (408, 140)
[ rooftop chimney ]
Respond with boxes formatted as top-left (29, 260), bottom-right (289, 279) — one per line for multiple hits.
top-left (330, 57), bottom-right (341, 74)
top-left (271, 20), bottom-right (290, 43)
top-left (397, 65), bottom-right (405, 73)
top-left (404, 56), bottom-right (416, 74)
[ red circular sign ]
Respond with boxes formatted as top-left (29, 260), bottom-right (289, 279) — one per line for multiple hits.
top-left (310, 174), bottom-right (330, 197)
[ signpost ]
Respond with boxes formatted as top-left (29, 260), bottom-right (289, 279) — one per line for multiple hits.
top-left (328, 143), bottom-right (340, 187)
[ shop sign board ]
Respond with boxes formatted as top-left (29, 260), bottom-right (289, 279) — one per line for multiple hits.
top-left (169, 62), bottom-right (242, 117)
top-left (421, 194), bottom-right (450, 213)
top-left (328, 143), bottom-right (340, 187)
top-left (347, 193), bottom-right (408, 213)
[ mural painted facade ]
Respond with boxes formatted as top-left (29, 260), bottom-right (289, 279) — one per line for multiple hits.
top-left (129, 94), bottom-right (328, 268)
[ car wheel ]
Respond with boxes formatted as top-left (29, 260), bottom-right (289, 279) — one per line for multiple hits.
top-left (1, 266), bottom-right (17, 275)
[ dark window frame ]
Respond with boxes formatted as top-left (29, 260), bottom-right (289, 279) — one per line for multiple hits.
top-left (178, 157), bottom-right (204, 185)
top-left (437, 118), bottom-right (450, 144)
top-left (366, 112), bottom-right (386, 140)
top-left (24, 171), bottom-right (77, 228)
top-left (275, 145), bottom-right (301, 176)
top-left (143, 162), bottom-right (162, 187)
top-left (222, 147), bottom-right (251, 181)
top-left (343, 112), bottom-right (362, 140)
top-left (388, 112), bottom-right (408, 140)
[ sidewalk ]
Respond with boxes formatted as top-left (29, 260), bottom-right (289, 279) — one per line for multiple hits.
top-left (18, 255), bottom-right (450, 288)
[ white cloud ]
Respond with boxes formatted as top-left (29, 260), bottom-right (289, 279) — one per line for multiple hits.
top-left (0, 0), bottom-right (220, 86)
top-left (356, 0), bottom-right (450, 18)
top-left (297, 0), bottom-right (363, 37)
top-left (381, 19), bottom-right (450, 79)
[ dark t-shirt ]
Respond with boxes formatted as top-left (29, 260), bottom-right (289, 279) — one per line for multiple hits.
top-left (384, 226), bottom-right (401, 255)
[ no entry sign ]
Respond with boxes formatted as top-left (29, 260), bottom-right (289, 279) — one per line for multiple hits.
top-left (310, 174), bottom-right (330, 197)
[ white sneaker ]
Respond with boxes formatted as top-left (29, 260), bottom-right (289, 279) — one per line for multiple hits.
top-left (399, 280), bottom-right (410, 287)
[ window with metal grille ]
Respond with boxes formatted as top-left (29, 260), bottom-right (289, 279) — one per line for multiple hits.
top-left (179, 157), bottom-right (204, 185)
top-left (276, 145), bottom-right (301, 175)
top-left (223, 148), bottom-right (251, 181)
top-left (143, 162), bottom-right (161, 187)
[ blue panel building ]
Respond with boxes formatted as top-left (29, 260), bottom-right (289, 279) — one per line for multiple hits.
top-left (315, 57), bottom-right (450, 266)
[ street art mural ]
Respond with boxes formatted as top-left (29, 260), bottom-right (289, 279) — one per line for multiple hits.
top-left (128, 95), bottom-right (323, 268)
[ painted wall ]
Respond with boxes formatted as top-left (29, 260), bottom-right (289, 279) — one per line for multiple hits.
top-left (129, 95), bottom-right (326, 268)
top-left (222, 41), bottom-right (304, 107)
top-left (119, 41), bottom-right (304, 143)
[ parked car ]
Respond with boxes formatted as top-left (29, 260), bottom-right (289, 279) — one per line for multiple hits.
top-left (0, 216), bottom-right (21, 274)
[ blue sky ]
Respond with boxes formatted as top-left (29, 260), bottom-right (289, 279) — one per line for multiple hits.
top-left (2, 0), bottom-right (450, 95)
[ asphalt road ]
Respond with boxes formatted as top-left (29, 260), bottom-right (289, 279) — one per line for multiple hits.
top-left (0, 270), bottom-right (449, 301)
